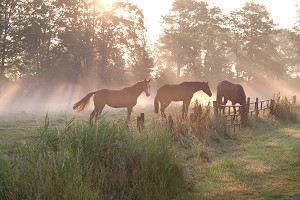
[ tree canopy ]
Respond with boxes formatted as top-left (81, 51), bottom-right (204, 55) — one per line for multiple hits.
top-left (0, 0), bottom-right (299, 89)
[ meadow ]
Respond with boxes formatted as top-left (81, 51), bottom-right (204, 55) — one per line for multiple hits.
top-left (0, 101), bottom-right (299, 200)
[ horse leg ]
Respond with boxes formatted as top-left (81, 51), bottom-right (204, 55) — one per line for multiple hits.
top-left (233, 103), bottom-right (237, 121)
top-left (161, 101), bottom-right (171, 118)
top-left (222, 98), bottom-right (228, 114)
top-left (161, 106), bottom-right (166, 118)
top-left (90, 109), bottom-right (97, 123)
top-left (95, 105), bottom-right (105, 121)
top-left (182, 101), bottom-right (186, 119)
top-left (127, 106), bottom-right (133, 120)
top-left (185, 100), bottom-right (191, 118)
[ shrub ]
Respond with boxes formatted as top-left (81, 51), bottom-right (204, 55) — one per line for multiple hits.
top-left (174, 100), bottom-right (231, 143)
top-left (0, 116), bottom-right (187, 200)
top-left (190, 100), bottom-right (212, 142)
top-left (208, 116), bottom-right (231, 143)
top-left (274, 95), bottom-right (300, 123)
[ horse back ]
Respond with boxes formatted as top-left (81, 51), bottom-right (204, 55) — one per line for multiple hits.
top-left (218, 81), bottom-right (246, 104)
top-left (94, 89), bottom-right (136, 107)
top-left (156, 84), bottom-right (193, 101)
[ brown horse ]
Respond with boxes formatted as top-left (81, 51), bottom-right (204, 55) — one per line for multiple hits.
top-left (216, 80), bottom-right (246, 115)
top-left (154, 81), bottom-right (212, 118)
top-left (73, 79), bottom-right (151, 122)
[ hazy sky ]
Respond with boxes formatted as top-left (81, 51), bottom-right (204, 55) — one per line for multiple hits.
top-left (130, 0), bottom-right (299, 43)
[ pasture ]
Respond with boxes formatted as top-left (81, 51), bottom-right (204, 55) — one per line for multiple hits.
top-left (0, 103), bottom-right (299, 200)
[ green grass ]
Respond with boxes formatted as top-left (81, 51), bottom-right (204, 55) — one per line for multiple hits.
top-left (0, 114), bottom-right (187, 200)
top-left (0, 107), bottom-right (299, 200)
top-left (181, 119), bottom-right (300, 200)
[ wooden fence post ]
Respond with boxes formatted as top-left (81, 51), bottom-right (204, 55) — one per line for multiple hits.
top-left (292, 95), bottom-right (297, 104)
top-left (213, 101), bottom-right (218, 116)
top-left (244, 97), bottom-right (250, 125)
top-left (137, 113), bottom-right (145, 132)
top-left (270, 99), bottom-right (275, 115)
top-left (255, 98), bottom-right (259, 118)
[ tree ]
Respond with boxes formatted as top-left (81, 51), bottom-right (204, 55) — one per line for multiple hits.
top-left (293, 3), bottom-right (300, 54)
top-left (51, 0), bottom-right (152, 85)
top-left (229, 1), bottom-right (282, 81)
top-left (159, 0), bottom-right (202, 78)
top-left (0, 0), bottom-right (16, 82)
top-left (159, 0), bottom-right (231, 83)
top-left (274, 29), bottom-right (300, 78)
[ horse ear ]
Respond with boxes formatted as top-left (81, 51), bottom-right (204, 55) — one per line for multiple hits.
top-left (148, 79), bottom-right (151, 82)
top-left (207, 81), bottom-right (209, 84)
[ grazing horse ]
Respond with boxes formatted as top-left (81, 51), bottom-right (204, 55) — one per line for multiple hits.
top-left (216, 80), bottom-right (246, 115)
top-left (73, 79), bottom-right (151, 122)
top-left (154, 81), bottom-right (212, 118)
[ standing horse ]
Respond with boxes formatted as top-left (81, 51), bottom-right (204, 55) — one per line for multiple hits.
top-left (154, 81), bottom-right (212, 118)
top-left (73, 79), bottom-right (151, 122)
top-left (216, 80), bottom-right (246, 116)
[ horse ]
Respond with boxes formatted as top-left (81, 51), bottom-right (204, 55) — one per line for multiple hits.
top-left (154, 81), bottom-right (212, 118)
top-left (73, 79), bottom-right (151, 122)
top-left (216, 80), bottom-right (246, 116)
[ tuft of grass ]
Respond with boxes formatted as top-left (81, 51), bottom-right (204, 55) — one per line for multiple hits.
top-left (0, 116), bottom-right (187, 200)
top-left (190, 100), bottom-right (211, 142)
top-left (274, 95), bottom-right (300, 123)
top-left (189, 100), bottom-right (231, 144)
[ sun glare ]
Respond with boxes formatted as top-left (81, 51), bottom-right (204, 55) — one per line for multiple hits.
top-left (97, 0), bottom-right (114, 7)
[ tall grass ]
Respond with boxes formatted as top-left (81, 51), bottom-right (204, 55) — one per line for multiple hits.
top-left (170, 100), bottom-right (230, 147)
top-left (274, 95), bottom-right (300, 123)
top-left (0, 116), bottom-right (186, 200)
top-left (190, 100), bottom-right (230, 143)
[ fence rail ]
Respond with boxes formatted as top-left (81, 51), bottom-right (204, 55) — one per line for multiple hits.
top-left (213, 97), bottom-right (275, 132)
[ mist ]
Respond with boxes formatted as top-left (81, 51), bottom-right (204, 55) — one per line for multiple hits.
top-left (0, 0), bottom-right (299, 117)
top-left (0, 77), bottom-right (298, 118)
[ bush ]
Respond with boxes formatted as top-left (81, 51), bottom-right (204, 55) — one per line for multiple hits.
top-left (0, 116), bottom-right (186, 200)
top-left (172, 100), bottom-right (231, 144)
top-left (274, 95), bottom-right (300, 123)
top-left (190, 100), bottom-right (212, 142)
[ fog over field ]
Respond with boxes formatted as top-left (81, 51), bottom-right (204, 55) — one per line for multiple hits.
top-left (0, 0), bottom-right (299, 117)
top-left (0, 78), bottom-right (298, 117)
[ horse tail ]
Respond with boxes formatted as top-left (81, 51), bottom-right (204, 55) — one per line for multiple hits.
top-left (154, 94), bottom-right (159, 114)
top-left (73, 91), bottom-right (96, 112)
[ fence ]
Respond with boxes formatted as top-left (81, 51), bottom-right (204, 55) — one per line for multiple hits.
top-left (136, 96), bottom-right (296, 132)
top-left (213, 97), bottom-right (275, 132)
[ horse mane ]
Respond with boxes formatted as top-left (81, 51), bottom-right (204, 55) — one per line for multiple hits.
top-left (123, 80), bottom-right (144, 91)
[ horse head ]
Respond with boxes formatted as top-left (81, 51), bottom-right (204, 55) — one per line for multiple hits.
top-left (143, 78), bottom-right (151, 97)
top-left (202, 82), bottom-right (212, 97)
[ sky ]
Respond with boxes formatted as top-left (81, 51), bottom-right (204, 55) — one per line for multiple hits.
top-left (129, 0), bottom-right (299, 43)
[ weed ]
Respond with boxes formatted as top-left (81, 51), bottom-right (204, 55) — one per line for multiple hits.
top-left (189, 100), bottom-right (231, 144)
top-left (274, 94), bottom-right (300, 123)
top-left (0, 116), bottom-right (187, 200)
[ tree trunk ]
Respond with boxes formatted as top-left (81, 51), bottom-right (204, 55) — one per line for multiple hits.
top-left (0, 0), bottom-right (9, 80)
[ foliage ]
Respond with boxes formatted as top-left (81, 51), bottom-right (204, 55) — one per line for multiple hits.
top-left (228, 1), bottom-right (281, 81)
top-left (1, 0), bottom-right (300, 88)
top-left (159, 0), bottom-right (231, 82)
top-left (172, 100), bottom-right (230, 144)
top-left (293, 3), bottom-right (300, 55)
top-left (274, 29), bottom-right (300, 78)
top-left (190, 100), bottom-right (211, 141)
top-left (0, 0), bottom-right (153, 85)
top-left (274, 95), bottom-right (300, 123)
top-left (0, 116), bottom-right (187, 200)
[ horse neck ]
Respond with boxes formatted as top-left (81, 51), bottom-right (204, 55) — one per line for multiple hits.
top-left (128, 82), bottom-right (144, 98)
top-left (192, 82), bottom-right (205, 93)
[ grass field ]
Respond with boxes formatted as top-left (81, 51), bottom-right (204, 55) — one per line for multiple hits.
top-left (0, 105), bottom-right (299, 199)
